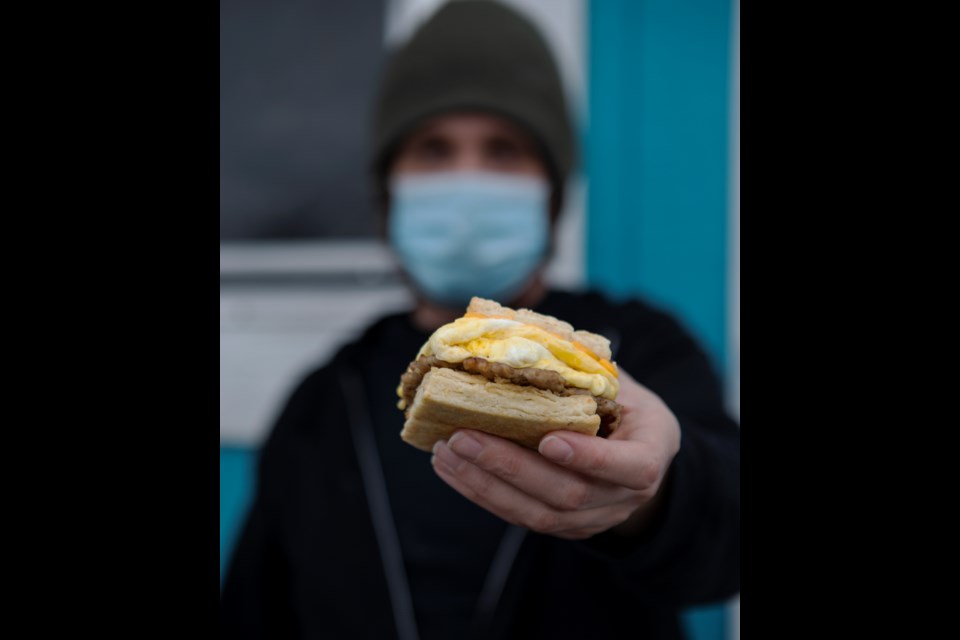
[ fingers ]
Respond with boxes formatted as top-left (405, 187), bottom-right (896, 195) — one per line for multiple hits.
top-left (443, 429), bottom-right (631, 511)
top-left (534, 370), bottom-right (681, 490)
top-left (426, 371), bottom-right (683, 540)
top-left (431, 438), bottom-right (635, 539)
top-left (538, 431), bottom-right (662, 492)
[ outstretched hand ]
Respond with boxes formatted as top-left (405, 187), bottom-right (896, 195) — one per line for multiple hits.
top-left (431, 370), bottom-right (681, 540)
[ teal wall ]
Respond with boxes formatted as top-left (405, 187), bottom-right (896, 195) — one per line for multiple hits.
top-left (220, 447), bottom-right (257, 586)
top-left (585, 1), bottom-right (736, 639)
top-left (586, 0), bottom-right (732, 371)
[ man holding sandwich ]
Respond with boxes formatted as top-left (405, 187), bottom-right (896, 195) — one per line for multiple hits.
top-left (221, 2), bottom-right (740, 639)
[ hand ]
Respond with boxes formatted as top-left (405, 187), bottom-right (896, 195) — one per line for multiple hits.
top-left (430, 370), bottom-right (681, 540)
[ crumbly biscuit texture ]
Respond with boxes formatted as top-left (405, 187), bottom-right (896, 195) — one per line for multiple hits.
top-left (401, 367), bottom-right (601, 452)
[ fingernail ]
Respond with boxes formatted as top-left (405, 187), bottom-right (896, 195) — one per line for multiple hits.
top-left (448, 432), bottom-right (483, 461)
top-left (434, 441), bottom-right (466, 473)
top-left (539, 435), bottom-right (573, 463)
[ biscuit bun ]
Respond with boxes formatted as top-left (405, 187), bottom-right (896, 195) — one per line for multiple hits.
top-left (397, 297), bottom-right (621, 452)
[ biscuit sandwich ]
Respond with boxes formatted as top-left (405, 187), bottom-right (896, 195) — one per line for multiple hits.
top-left (397, 297), bottom-right (621, 452)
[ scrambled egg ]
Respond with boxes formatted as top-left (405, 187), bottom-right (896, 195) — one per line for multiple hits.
top-left (414, 317), bottom-right (619, 400)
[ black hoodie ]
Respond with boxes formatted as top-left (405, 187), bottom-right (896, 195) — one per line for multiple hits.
top-left (220, 289), bottom-right (740, 640)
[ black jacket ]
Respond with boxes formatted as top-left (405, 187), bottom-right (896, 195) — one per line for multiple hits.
top-left (220, 290), bottom-right (740, 639)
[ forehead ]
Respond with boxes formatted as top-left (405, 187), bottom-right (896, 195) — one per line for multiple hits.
top-left (404, 111), bottom-right (536, 143)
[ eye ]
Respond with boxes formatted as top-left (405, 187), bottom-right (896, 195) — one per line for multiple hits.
top-left (485, 137), bottom-right (522, 163)
top-left (412, 136), bottom-right (452, 162)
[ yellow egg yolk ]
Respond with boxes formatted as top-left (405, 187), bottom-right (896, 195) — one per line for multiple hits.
top-left (412, 316), bottom-right (620, 400)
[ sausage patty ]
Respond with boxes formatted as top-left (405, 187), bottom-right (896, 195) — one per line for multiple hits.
top-left (399, 355), bottom-right (621, 436)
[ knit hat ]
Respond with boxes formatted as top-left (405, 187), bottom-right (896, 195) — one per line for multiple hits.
top-left (372, 0), bottom-right (576, 207)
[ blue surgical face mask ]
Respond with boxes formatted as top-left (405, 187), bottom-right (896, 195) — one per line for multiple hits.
top-left (388, 171), bottom-right (550, 307)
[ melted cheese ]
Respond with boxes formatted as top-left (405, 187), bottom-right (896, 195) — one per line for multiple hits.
top-left (414, 317), bottom-right (620, 400)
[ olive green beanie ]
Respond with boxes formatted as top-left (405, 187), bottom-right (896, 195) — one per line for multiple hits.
top-left (373, 0), bottom-right (576, 204)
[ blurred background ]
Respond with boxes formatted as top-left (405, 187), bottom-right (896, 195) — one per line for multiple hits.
top-left (220, 0), bottom-right (739, 637)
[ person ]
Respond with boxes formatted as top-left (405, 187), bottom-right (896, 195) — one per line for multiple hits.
top-left (220, 2), bottom-right (740, 639)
